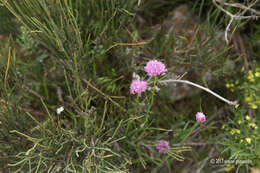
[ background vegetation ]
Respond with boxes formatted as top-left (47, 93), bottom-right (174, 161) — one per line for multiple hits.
top-left (0, 0), bottom-right (259, 172)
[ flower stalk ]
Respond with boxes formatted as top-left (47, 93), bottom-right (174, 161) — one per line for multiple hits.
top-left (160, 79), bottom-right (239, 108)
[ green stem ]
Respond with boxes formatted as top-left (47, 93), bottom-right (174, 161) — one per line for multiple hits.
top-left (144, 77), bottom-right (157, 125)
top-left (125, 96), bottom-right (140, 135)
top-left (181, 122), bottom-right (200, 144)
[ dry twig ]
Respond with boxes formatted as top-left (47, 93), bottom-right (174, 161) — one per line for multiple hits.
top-left (213, 0), bottom-right (260, 44)
top-left (160, 79), bottom-right (239, 108)
top-left (83, 79), bottom-right (127, 112)
top-left (4, 47), bottom-right (11, 89)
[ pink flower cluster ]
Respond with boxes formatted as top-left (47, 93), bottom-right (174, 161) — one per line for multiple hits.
top-left (130, 60), bottom-right (167, 95)
top-left (196, 112), bottom-right (206, 123)
top-left (144, 60), bottom-right (167, 77)
top-left (130, 80), bottom-right (147, 95)
top-left (156, 140), bottom-right (170, 154)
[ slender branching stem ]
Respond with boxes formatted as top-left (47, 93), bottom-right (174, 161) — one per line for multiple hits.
top-left (160, 79), bottom-right (239, 108)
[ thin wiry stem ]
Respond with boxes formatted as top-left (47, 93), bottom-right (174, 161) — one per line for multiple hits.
top-left (160, 79), bottom-right (239, 108)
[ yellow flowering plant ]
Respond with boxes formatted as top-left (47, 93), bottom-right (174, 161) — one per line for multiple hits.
top-left (220, 109), bottom-right (260, 169)
top-left (225, 66), bottom-right (260, 109)
top-left (243, 66), bottom-right (260, 109)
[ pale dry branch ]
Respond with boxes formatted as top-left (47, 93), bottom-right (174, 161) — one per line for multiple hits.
top-left (213, 0), bottom-right (260, 44)
top-left (160, 79), bottom-right (239, 108)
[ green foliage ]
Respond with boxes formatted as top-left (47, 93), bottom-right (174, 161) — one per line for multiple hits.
top-left (5, 102), bottom-right (130, 172)
top-left (220, 109), bottom-right (260, 171)
top-left (243, 67), bottom-right (260, 110)
top-left (226, 65), bottom-right (260, 109)
top-left (0, 0), bottom-right (137, 172)
top-left (222, 65), bottom-right (260, 171)
top-left (0, 0), bottom-right (259, 172)
top-left (3, 0), bottom-right (84, 63)
top-left (0, 6), bottom-right (19, 35)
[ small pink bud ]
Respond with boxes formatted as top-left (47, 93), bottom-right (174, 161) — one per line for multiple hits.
top-left (196, 112), bottom-right (206, 123)
top-left (156, 140), bottom-right (170, 154)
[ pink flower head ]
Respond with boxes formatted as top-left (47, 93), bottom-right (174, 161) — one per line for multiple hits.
top-left (196, 112), bottom-right (206, 123)
top-left (156, 140), bottom-right (170, 154)
top-left (144, 60), bottom-right (167, 77)
top-left (130, 80), bottom-right (147, 95)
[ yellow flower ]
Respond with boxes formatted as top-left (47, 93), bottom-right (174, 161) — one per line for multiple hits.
top-left (235, 129), bottom-right (240, 134)
top-left (255, 72), bottom-right (260, 77)
top-left (249, 123), bottom-right (257, 129)
top-left (245, 138), bottom-right (252, 144)
top-left (237, 120), bottom-right (242, 125)
top-left (248, 77), bottom-right (255, 82)
top-left (245, 115), bottom-right (250, 121)
top-left (249, 103), bottom-right (258, 109)
top-left (240, 139), bottom-right (243, 143)
top-left (230, 129), bottom-right (241, 135)
top-left (225, 164), bottom-right (234, 171)
top-left (245, 97), bottom-right (251, 102)
top-left (226, 83), bottom-right (230, 88)
top-left (221, 125), bottom-right (225, 130)
top-left (248, 70), bottom-right (255, 82)
top-left (230, 129), bottom-right (235, 135)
